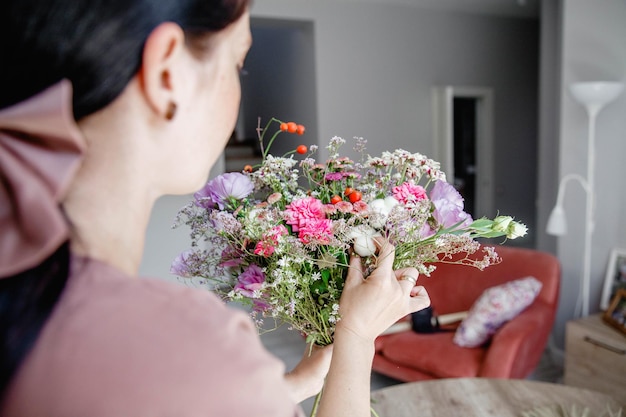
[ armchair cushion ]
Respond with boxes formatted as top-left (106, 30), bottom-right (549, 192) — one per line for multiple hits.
top-left (453, 276), bottom-right (542, 348)
top-left (376, 331), bottom-right (486, 378)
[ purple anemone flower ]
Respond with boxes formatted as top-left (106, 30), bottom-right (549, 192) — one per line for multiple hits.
top-left (194, 172), bottom-right (254, 210)
top-left (430, 180), bottom-right (473, 229)
top-left (170, 250), bottom-right (194, 277)
top-left (234, 264), bottom-right (266, 298)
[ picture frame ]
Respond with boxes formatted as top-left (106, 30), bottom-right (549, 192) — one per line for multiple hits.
top-left (600, 248), bottom-right (626, 310)
top-left (602, 289), bottom-right (626, 335)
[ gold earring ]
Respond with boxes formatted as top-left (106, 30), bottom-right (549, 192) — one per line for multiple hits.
top-left (165, 101), bottom-right (177, 121)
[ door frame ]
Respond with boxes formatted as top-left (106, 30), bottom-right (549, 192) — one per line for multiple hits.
top-left (432, 86), bottom-right (495, 218)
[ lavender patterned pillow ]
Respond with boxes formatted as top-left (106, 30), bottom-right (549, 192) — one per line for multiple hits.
top-left (453, 276), bottom-right (542, 348)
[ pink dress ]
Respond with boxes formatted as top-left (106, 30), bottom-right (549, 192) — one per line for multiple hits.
top-left (1, 255), bottom-right (304, 416)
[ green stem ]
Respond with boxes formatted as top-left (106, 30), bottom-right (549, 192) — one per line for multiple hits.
top-left (263, 130), bottom-right (283, 159)
top-left (258, 117), bottom-right (282, 159)
top-left (309, 387), bottom-right (323, 417)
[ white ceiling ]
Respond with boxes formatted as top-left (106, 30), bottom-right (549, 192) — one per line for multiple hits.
top-left (338, 0), bottom-right (541, 18)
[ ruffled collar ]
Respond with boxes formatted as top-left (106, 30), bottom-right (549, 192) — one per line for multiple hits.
top-left (0, 80), bottom-right (85, 278)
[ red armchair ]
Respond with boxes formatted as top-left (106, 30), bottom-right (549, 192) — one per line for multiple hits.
top-left (372, 244), bottom-right (560, 381)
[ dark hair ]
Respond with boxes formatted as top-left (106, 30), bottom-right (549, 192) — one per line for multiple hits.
top-left (0, 0), bottom-right (249, 118)
top-left (0, 243), bottom-right (70, 397)
top-left (0, 0), bottom-right (249, 398)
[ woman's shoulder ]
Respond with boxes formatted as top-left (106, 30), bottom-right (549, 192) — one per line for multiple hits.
top-left (60, 254), bottom-right (246, 334)
top-left (3, 255), bottom-right (302, 417)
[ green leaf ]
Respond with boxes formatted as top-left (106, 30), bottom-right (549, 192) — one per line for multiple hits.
top-left (321, 269), bottom-right (330, 285)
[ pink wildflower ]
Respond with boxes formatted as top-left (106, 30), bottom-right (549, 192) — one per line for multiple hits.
top-left (352, 201), bottom-right (368, 213)
top-left (324, 172), bottom-right (344, 181)
top-left (254, 240), bottom-right (275, 257)
top-left (267, 193), bottom-right (282, 205)
top-left (335, 201), bottom-right (354, 213)
top-left (322, 204), bottom-right (337, 215)
top-left (254, 225), bottom-right (288, 257)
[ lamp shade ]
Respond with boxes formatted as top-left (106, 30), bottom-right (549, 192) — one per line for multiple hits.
top-left (570, 82), bottom-right (624, 111)
top-left (546, 205), bottom-right (567, 236)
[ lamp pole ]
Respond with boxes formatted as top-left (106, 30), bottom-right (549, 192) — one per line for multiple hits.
top-left (548, 82), bottom-right (623, 318)
top-left (580, 104), bottom-right (598, 317)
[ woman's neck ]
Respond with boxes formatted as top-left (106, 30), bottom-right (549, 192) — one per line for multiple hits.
top-left (63, 180), bottom-right (153, 277)
top-left (64, 102), bottom-right (158, 277)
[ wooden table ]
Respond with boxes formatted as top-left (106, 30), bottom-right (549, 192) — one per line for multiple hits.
top-left (370, 378), bottom-right (622, 417)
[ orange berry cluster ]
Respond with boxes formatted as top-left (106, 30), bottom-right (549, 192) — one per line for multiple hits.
top-left (280, 121), bottom-right (306, 135)
top-left (330, 187), bottom-right (362, 204)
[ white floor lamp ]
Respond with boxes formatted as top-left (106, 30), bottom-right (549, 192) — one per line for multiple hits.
top-left (546, 81), bottom-right (624, 318)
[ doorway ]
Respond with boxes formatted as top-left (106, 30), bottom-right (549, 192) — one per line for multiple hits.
top-left (453, 97), bottom-right (478, 216)
top-left (432, 86), bottom-right (494, 219)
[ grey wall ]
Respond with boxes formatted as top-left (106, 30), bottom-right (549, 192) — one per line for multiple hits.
top-left (535, 0), bottom-right (561, 256)
top-left (547, 0), bottom-right (626, 347)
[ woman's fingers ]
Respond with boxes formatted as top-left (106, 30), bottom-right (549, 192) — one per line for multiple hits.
top-left (372, 237), bottom-right (395, 272)
top-left (394, 267), bottom-right (419, 291)
top-left (409, 285), bottom-right (431, 311)
top-left (344, 253), bottom-right (365, 291)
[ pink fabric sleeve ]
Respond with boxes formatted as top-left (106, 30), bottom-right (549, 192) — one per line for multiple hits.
top-left (2, 256), bottom-right (304, 417)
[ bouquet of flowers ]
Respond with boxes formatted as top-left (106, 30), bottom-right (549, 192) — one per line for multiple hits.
top-left (172, 118), bottom-right (527, 347)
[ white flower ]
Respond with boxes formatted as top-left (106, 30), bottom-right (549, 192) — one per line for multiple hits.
top-left (368, 196), bottom-right (399, 228)
top-left (507, 222), bottom-right (528, 239)
top-left (348, 226), bottom-right (382, 257)
top-left (492, 216), bottom-right (513, 232)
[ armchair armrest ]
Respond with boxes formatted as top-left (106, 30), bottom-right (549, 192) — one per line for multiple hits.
top-left (479, 300), bottom-right (556, 378)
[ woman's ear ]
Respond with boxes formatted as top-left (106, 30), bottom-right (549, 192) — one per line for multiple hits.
top-left (138, 22), bottom-right (186, 120)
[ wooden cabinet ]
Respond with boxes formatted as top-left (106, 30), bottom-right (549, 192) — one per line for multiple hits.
top-left (564, 314), bottom-right (626, 406)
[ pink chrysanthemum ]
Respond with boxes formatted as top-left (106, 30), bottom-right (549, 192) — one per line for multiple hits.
top-left (298, 218), bottom-right (334, 244)
top-left (285, 197), bottom-right (325, 231)
top-left (392, 182), bottom-right (428, 205)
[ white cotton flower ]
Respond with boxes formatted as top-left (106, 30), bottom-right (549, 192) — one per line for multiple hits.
top-left (348, 226), bottom-right (382, 257)
top-left (369, 196), bottom-right (399, 228)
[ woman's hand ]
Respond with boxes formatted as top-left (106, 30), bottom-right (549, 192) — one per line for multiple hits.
top-left (284, 343), bottom-right (333, 403)
top-left (336, 238), bottom-right (431, 343)
top-left (315, 238), bottom-right (430, 417)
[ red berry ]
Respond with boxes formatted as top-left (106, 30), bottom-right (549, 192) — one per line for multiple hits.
top-left (330, 195), bottom-right (342, 204)
top-left (348, 190), bottom-right (362, 203)
top-left (287, 122), bottom-right (297, 133)
top-left (296, 145), bottom-right (308, 154)
top-left (296, 124), bottom-right (306, 135)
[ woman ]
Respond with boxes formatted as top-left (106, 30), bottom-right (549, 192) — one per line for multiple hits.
top-left (0, 0), bottom-right (430, 416)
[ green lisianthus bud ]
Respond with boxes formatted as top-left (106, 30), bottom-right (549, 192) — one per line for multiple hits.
top-left (492, 216), bottom-right (513, 233)
top-left (507, 222), bottom-right (528, 239)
